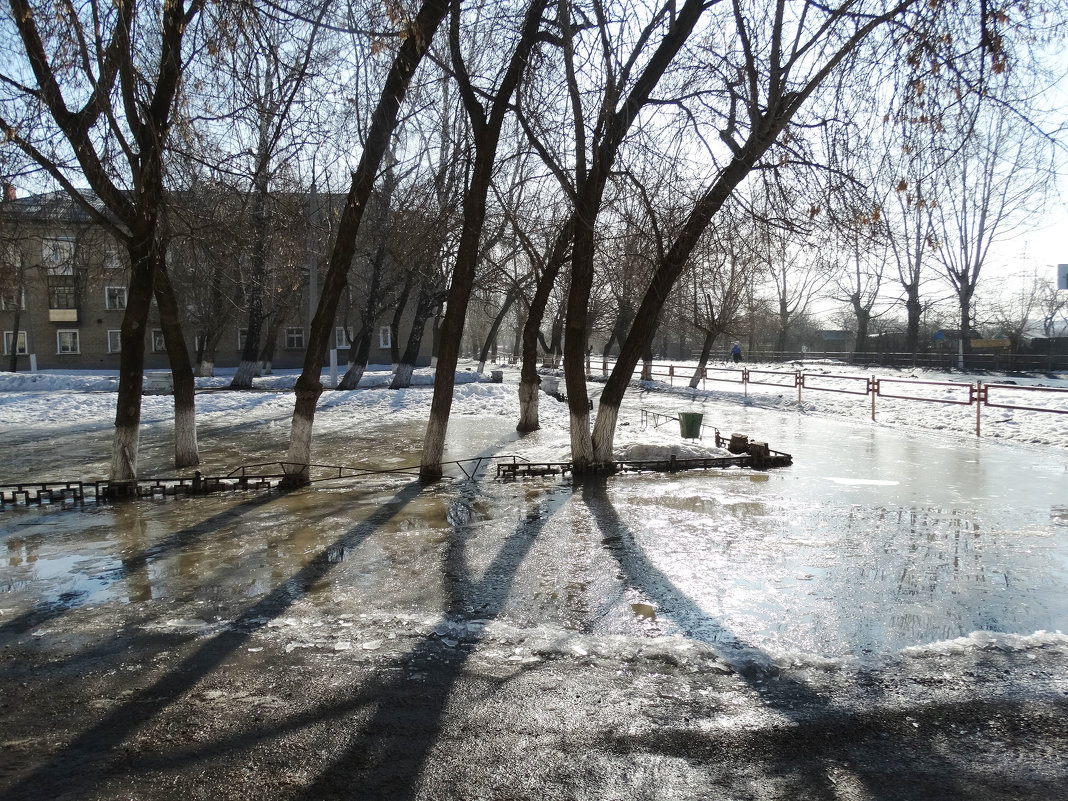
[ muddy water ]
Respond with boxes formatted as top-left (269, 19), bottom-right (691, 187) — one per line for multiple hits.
top-left (2, 388), bottom-right (1066, 661)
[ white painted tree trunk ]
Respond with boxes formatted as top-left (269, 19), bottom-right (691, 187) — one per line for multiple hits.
top-left (232, 359), bottom-right (258, 389)
top-left (173, 402), bottom-right (199, 468)
top-left (261, 360), bottom-right (272, 375)
top-left (420, 412), bottom-right (449, 479)
top-left (430, 355), bottom-right (438, 368)
top-left (476, 359), bottom-right (486, 373)
top-left (569, 409), bottom-right (593, 469)
top-left (197, 359), bottom-right (214, 378)
top-left (516, 378), bottom-right (540, 431)
top-left (591, 402), bottom-right (619, 463)
top-left (688, 371), bottom-right (701, 389)
top-left (110, 423), bottom-right (140, 483)
top-left (390, 362), bottom-right (414, 389)
top-left (284, 405), bottom-right (315, 487)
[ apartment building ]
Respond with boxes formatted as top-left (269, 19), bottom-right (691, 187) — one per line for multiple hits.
top-left (0, 188), bottom-right (434, 372)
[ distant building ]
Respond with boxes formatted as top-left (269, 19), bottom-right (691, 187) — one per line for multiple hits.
top-left (0, 189), bottom-right (434, 372)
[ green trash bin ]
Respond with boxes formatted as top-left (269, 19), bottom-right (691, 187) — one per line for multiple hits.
top-left (678, 412), bottom-right (703, 439)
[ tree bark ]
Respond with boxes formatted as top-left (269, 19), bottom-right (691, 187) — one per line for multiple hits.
top-left (338, 245), bottom-right (386, 390)
top-left (593, 137), bottom-right (778, 463)
top-left (283, 0), bottom-right (450, 487)
top-left (563, 0), bottom-right (710, 471)
top-left (110, 236), bottom-right (156, 487)
top-left (7, 282), bottom-right (22, 373)
top-left (477, 287), bottom-right (518, 373)
top-left (389, 276), bottom-right (411, 369)
top-left (153, 257), bottom-right (199, 468)
top-left (689, 329), bottom-right (716, 388)
top-left (390, 284), bottom-right (437, 389)
top-left (232, 160), bottom-right (270, 389)
top-left (517, 218), bottom-right (573, 432)
top-left (419, 0), bottom-right (549, 480)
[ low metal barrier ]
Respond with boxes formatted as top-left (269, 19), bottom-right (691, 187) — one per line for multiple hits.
top-left (583, 359), bottom-right (1068, 437)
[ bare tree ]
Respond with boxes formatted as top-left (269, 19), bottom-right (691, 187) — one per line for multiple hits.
top-left (586, 0), bottom-right (988, 465)
top-left (933, 107), bottom-right (1049, 364)
top-left (1, 0), bottom-right (205, 483)
top-left (687, 215), bottom-right (752, 386)
top-left (419, 0), bottom-right (550, 479)
top-left (284, 0), bottom-right (450, 487)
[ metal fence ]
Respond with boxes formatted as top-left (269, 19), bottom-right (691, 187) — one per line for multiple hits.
top-left (577, 359), bottom-right (1068, 437)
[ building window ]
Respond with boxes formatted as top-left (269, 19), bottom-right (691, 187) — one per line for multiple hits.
top-left (103, 244), bottom-right (123, 270)
top-left (0, 288), bottom-right (25, 310)
top-left (3, 331), bottom-right (28, 355)
top-left (285, 327), bottom-right (305, 349)
top-left (43, 238), bottom-right (74, 269)
top-left (57, 330), bottom-right (80, 354)
top-left (378, 325), bottom-right (391, 349)
top-left (105, 286), bottom-right (127, 310)
top-left (47, 273), bottom-right (78, 309)
top-left (237, 328), bottom-right (247, 350)
top-left (107, 330), bottom-right (122, 353)
top-left (151, 329), bottom-right (166, 353)
top-left (335, 326), bottom-right (353, 349)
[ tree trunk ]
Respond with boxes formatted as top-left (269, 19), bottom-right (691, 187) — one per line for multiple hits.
top-left (477, 287), bottom-right (517, 373)
top-left (8, 295), bottom-right (22, 373)
top-left (338, 245), bottom-right (386, 390)
top-left (689, 329), bottom-right (716, 388)
top-left (904, 289), bottom-right (921, 359)
top-left (593, 135), bottom-right (778, 464)
top-left (284, 0), bottom-right (450, 487)
top-left (419, 0), bottom-right (548, 480)
top-left (389, 277), bottom-right (411, 369)
top-left (153, 258), bottom-right (199, 468)
top-left (109, 237), bottom-right (156, 487)
top-left (232, 166), bottom-right (270, 389)
top-left (197, 262), bottom-right (228, 377)
top-left (853, 307), bottom-right (870, 354)
top-left (390, 285), bottom-right (436, 389)
top-left (517, 219), bottom-right (573, 431)
top-left (258, 318), bottom-right (278, 375)
top-left (959, 287), bottom-right (974, 365)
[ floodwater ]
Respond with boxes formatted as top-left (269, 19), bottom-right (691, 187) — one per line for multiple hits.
top-left (2, 386), bottom-right (1065, 664)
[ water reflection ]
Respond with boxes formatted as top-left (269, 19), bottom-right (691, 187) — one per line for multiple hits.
top-left (1, 396), bottom-right (1065, 660)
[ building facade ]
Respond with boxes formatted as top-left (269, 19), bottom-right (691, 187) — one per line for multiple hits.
top-left (0, 189), bottom-right (434, 373)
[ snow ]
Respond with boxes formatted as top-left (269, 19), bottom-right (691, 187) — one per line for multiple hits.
top-left (607, 359), bottom-right (1068, 450)
top-left (3, 359), bottom-right (1064, 449)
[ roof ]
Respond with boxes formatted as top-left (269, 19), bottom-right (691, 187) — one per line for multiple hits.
top-left (0, 189), bottom-right (112, 226)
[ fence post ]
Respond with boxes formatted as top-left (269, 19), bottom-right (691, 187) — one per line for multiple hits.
top-left (669, 364), bottom-right (674, 386)
top-left (796, 370), bottom-right (802, 404)
top-left (869, 376), bottom-right (878, 421)
top-left (743, 368), bottom-right (749, 398)
top-left (975, 381), bottom-right (985, 437)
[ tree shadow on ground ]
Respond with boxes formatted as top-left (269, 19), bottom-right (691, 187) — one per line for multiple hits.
top-left (577, 475), bottom-right (983, 800)
top-left (0, 479), bottom-right (426, 800)
top-left (0, 491), bottom-right (280, 638)
top-left (289, 481), bottom-right (572, 800)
